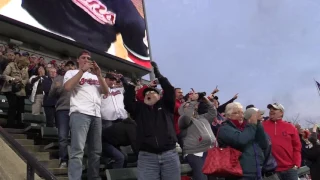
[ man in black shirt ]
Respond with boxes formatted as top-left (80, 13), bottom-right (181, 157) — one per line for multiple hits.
top-left (123, 62), bottom-right (180, 180)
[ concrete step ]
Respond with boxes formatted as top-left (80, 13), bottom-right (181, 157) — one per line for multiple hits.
top-left (23, 145), bottom-right (42, 152)
top-left (31, 152), bottom-right (50, 161)
top-left (39, 159), bottom-right (60, 168)
top-left (56, 177), bottom-right (68, 180)
top-left (4, 128), bottom-right (25, 134)
top-left (15, 139), bottom-right (34, 146)
top-left (48, 168), bottom-right (68, 176)
top-left (11, 134), bottom-right (27, 139)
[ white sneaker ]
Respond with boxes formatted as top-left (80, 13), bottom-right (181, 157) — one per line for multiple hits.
top-left (59, 162), bottom-right (67, 169)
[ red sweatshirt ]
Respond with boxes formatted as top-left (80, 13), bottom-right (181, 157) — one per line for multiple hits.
top-left (263, 119), bottom-right (302, 172)
top-left (174, 99), bottom-right (182, 135)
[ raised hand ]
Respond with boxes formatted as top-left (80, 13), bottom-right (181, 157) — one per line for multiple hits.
top-left (233, 93), bottom-right (239, 99)
top-left (91, 61), bottom-right (101, 76)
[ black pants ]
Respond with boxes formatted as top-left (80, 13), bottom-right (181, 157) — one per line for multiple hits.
top-left (4, 92), bottom-right (24, 128)
top-left (44, 106), bottom-right (56, 127)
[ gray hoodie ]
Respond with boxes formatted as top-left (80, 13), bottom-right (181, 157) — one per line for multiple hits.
top-left (178, 100), bottom-right (217, 154)
top-left (48, 75), bottom-right (71, 111)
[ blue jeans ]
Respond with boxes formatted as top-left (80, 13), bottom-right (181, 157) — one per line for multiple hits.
top-left (137, 149), bottom-right (180, 180)
top-left (101, 120), bottom-right (126, 169)
top-left (277, 168), bottom-right (298, 180)
top-left (102, 143), bottom-right (126, 168)
top-left (56, 110), bottom-right (70, 163)
top-left (186, 154), bottom-right (207, 180)
top-left (68, 113), bottom-right (102, 180)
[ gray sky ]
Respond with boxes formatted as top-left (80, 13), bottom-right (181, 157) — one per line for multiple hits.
top-left (144, 0), bottom-right (320, 126)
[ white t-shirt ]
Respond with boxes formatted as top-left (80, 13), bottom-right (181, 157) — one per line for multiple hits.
top-left (63, 70), bottom-right (101, 117)
top-left (101, 87), bottom-right (128, 121)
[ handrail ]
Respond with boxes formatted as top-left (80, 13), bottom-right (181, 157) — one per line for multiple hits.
top-left (0, 126), bottom-right (57, 180)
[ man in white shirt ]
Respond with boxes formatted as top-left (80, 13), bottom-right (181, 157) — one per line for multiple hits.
top-left (101, 72), bottom-right (128, 127)
top-left (64, 50), bottom-right (109, 180)
top-left (100, 72), bottom-right (128, 168)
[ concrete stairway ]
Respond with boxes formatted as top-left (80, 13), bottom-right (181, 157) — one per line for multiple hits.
top-left (7, 130), bottom-right (69, 180)
top-left (6, 129), bottom-right (107, 180)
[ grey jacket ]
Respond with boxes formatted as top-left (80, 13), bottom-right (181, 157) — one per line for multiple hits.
top-left (48, 75), bottom-right (70, 111)
top-left (178, 100), bottom-right (217, 154)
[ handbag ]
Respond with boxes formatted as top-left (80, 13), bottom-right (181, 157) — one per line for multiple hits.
top-left (202, 127), bottom-right (243, 177)
top-left (11, 82), bottom-right (23, 93)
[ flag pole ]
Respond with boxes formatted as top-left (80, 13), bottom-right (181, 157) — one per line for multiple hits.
top-left (313, 78), bottom-right (320, 97)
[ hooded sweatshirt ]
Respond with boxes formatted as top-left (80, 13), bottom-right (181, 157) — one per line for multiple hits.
top-left (263, 119), bottom-right (302, 171)
top-left (178, 100), bottom-right (217, 154)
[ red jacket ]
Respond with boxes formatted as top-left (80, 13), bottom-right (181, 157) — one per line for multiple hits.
top-left (174, 99), bottom-right (182, 135)
top-left (263, 119), bottom-right (302, 171)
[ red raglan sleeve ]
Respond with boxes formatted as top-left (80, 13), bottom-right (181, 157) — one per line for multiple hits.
top-left (292, 126), bottom-right (302, 167)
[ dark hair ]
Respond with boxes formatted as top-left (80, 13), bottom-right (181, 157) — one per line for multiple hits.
top-left (77, 50), bottom-right (91, 58)
top-left (35, 65), bottom-right (47, 76)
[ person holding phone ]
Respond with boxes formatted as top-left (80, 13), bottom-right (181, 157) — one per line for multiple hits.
top-left (64, 50), bottom-right (109, 180)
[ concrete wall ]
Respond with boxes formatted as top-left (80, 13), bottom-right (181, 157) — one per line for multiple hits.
top-left (0, 137), bottom-right (41, 180)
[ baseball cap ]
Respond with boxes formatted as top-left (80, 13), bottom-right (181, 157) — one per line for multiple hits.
top-left (105, 73), bottom-right (117, 80)
top-left (267, 103), bottom-right (285, 112)
top-left (143, 87), bottom-right (159, 97)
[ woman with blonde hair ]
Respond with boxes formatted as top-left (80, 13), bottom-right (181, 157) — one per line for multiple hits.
top-left (1, 56), bottom-right (29, 128)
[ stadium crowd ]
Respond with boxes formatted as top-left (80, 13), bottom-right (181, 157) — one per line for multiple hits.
top-left (0, 44), bottom-right (319, 180)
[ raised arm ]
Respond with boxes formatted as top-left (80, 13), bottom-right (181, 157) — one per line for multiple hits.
top-left (218, 123), bottom-right (257, 149)
top-left (123, 82), bottom-right (138, 119)
top-left (151, 61), bottom-right (175, 112)
top-left (49, 76), bottom-right (64, 98)
top-left (199, 97), bottom-right (217, 123)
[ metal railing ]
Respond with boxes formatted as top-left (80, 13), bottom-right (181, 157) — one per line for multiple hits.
top-left (0, 126), bottom-right (57, 180)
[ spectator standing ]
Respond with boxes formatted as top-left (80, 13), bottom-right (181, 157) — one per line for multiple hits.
top-left (1, 57), bottom-right (29, 128)
top-left (123, 62), bottom-right (180, 180)
top-left (100, 72), bottom-right (128, 169)
top-left (218, 103), bottom-right (268, 180)
top-left (49, 60), bottom-right (75, 168)
top-left (29, 65), bottom-right (46, 115)
top-left (178, 93), bottom-right (217, 180)
top-left (304, 125), bottom-right (320, 180)
top-left (174, 87), bottom-right (184, 146)
top-left (263, 103), bottom-right (301, 180)
top-left (64, 50), bottom-right (109, 180)
top-left (43, 67), bottom-right (57, 127)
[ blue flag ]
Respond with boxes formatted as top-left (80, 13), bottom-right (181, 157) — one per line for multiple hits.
top-left (316, 80), bottom-right (320, 91)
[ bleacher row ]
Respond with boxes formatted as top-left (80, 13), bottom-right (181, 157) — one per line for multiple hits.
top-left (0, 95), bottom-right (311, 179)
top-left (0, 95), bottom-right (193, 179)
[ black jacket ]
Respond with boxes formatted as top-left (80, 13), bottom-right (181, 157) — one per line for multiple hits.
top-left (102, 118), bottom-right (138, 154)
top-left (123, 76), bottom-right (177, 154)
top-left (42, 77), bottom-right (57, 107)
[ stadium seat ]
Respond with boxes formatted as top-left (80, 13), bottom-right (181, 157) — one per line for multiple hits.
top-left (41, 127), bottom-right (58, 139)
top-left (105, 164), bottom-right (192, 180)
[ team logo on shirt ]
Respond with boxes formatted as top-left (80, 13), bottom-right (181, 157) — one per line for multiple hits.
top-left (103, 90), bottom-right (121, 99)
top-left (79, 78), bottom-right (100, 85)
top-left (72, 0), bottom-right (116, 25)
